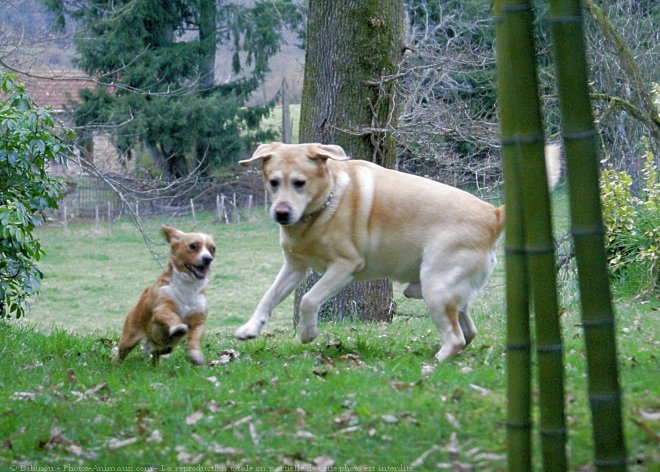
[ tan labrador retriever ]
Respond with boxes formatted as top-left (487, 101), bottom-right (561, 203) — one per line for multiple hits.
top-left (236, 142), bottom-right (560, 362)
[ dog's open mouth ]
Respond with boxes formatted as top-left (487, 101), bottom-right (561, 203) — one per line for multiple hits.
top-left (185, 263), bottom-right (208, 280)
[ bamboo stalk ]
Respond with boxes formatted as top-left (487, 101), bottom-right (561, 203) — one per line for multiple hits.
top-left (495, 1), bottom-right (568, 469)
top-left (549, 1), bottom-right (627, 469)
top-left (494, 3), bottom-right (532, 469)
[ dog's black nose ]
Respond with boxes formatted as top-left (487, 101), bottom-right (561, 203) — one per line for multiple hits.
top-left (201, 256), bottom-right (213, 267)
top-left (274, 204), bottom-right (292, 225)
top-left (275, 211), bottom-right (290, 225)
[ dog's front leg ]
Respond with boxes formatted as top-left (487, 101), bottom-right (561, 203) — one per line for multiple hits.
top-left (235, 260), bottom-right (306, 340)
top-left (298, 261), bottom-right (357, 344)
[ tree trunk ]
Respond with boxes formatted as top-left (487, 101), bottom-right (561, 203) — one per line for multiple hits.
top-left (294, 0), bottom-right (404, 324)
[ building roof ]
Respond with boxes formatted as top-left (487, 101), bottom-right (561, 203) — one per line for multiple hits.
top-left (14, 70), bottom-right (97, 112)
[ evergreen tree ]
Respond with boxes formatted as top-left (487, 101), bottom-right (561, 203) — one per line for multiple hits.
top-left (42, 0), bottom-right (302, 179)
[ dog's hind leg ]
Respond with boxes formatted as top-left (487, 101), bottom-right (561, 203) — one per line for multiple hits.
top-left (459, 304), bottom-right (477, 346)
top-left (420, 268), bottom-right (468, 362)
top-left (116, 330), bottom-right (143, 363)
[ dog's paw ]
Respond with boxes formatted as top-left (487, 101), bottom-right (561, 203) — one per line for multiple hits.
top-left (300, 324), bottom-right (318, 344)
top-left (169, 324), bottom-right (189, 339)
top-left (434, 344), bottom-right (463, 363)
top-left (187, 349), bottom-right (205, 366)
top-left (235, 322), bottom-right (261, 340)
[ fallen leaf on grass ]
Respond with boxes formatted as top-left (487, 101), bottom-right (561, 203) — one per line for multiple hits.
top-left (206, 376), bottom-right (221, 387)
top-left (186, 411), bottom-right (204, 425)
top-left (40, 427), bottom-right (86, 457)
top-left (421, 363), bottom-right (436, 377)
top-left (381, 414), bottom-right (399, 425)
top-left (445, 412), bottom-right (460, 429)
top-left (210, 349), bottom-right (240, 366)
top-left (411, 444), bottom-right (441, 468)
top-left (333, 411), bottom-right (359, 428)
top-left (208, 400), bottom-right (220, 413)
top-left (389, 380), bottom-right (422, 391)
top-left (176, 446), bottom-right (204, 465)
top-left (108, 436), bottom-right (138, 451)
top-left (67, 368), bottom-right (77, 384)
top-left (146, 429), bottom-right (162, 444)
top-left (281, 453), bottom-right (335, 472)
top-left (222, 415), bottom-right (253, 431)
top-left (468, 384), bottom-right (492, 396)
top-left (209, 443), bottom-right (242, 454)
top-left (248, 422), bottom-right (259, 446)
top-left (338, 353), bottom-right (363, 366)
top-left (10, 392), bottom-right (36, 401)
top-left (325, 338), bottom-right (343, 350)
top-left (295, 430), bottom-right (315, 440)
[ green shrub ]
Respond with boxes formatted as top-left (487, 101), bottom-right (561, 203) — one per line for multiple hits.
top-left (600, 145), bottom-right (659, 295)
top-left (0, 72), bottom-right (72, 319)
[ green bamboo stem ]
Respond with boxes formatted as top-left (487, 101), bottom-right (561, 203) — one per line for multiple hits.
top-left (495, 1), bottom-right (568, 470)
top-left (549, 1), bottom-right (627, 470)
top-left (494, 3), bottom-right (532, 469)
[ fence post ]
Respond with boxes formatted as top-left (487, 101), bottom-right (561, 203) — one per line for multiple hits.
top-left (221, 195), bottom-right (229, 224)
top-left (190, 199), bottom-right (196, 222)
top-left (247, 195), bottom-right (253, 221)
top-left (264, 189), bottom-right (269, 214)
top-left (233, 193), bottom-right (240, 223)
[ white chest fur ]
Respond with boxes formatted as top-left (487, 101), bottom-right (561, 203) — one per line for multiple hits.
top-left (159, 268), bottom-right (208, 318)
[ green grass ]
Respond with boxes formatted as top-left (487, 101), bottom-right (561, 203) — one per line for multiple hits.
top-left (1, 204), bottom-right (658, 470)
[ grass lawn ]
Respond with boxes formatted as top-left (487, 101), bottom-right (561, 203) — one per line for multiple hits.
top-left (1, 203), bottom-right (658, 470)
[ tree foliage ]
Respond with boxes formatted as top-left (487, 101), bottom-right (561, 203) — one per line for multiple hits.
top-left (42, 0), bottom-right (303, 179)
top-left (600, 143), bottom-right (659, 294)
top-left (397, 0), bottom-right (658, 190)
top-left (0, 72), bottom-right (70, 319)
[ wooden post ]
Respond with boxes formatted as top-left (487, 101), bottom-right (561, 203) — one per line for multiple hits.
top-left (233, 193), bottom-right (240, 223)
top-left (190, 199), bottom-right (196, 222)
top-left (247, 195), bottom-right (253, 221)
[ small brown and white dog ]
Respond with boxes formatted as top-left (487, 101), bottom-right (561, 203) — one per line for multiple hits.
top-left (235, 142), bottom-right (560, 362)
top-left (116, 226), bottom-right (216, 366)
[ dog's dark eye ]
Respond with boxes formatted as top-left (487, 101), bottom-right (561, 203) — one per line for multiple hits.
top-left (209, 247), bottom-right (216, 256)
top-left (189, 243), bottom-right (199, 251)
top-left (269, 179), bottom-right (280, 189)
top-left (293, 179), bottom-right (306, 190)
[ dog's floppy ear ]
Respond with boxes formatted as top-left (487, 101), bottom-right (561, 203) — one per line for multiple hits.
top-left (239, 142), bottom-right (280, 167)
top-left (161, 225), bottom-right (183, 243)
top-left (311, 143), bottom-right (351, 161)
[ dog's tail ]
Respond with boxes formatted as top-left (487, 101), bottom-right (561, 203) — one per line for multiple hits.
top-left (494, 143), bottom-right (563, 236)
top-left (544, 143), bottom-right (562, 192)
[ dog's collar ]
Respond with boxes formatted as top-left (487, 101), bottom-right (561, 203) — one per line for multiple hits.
top-left (299, 190), bottom-right (334, 224)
